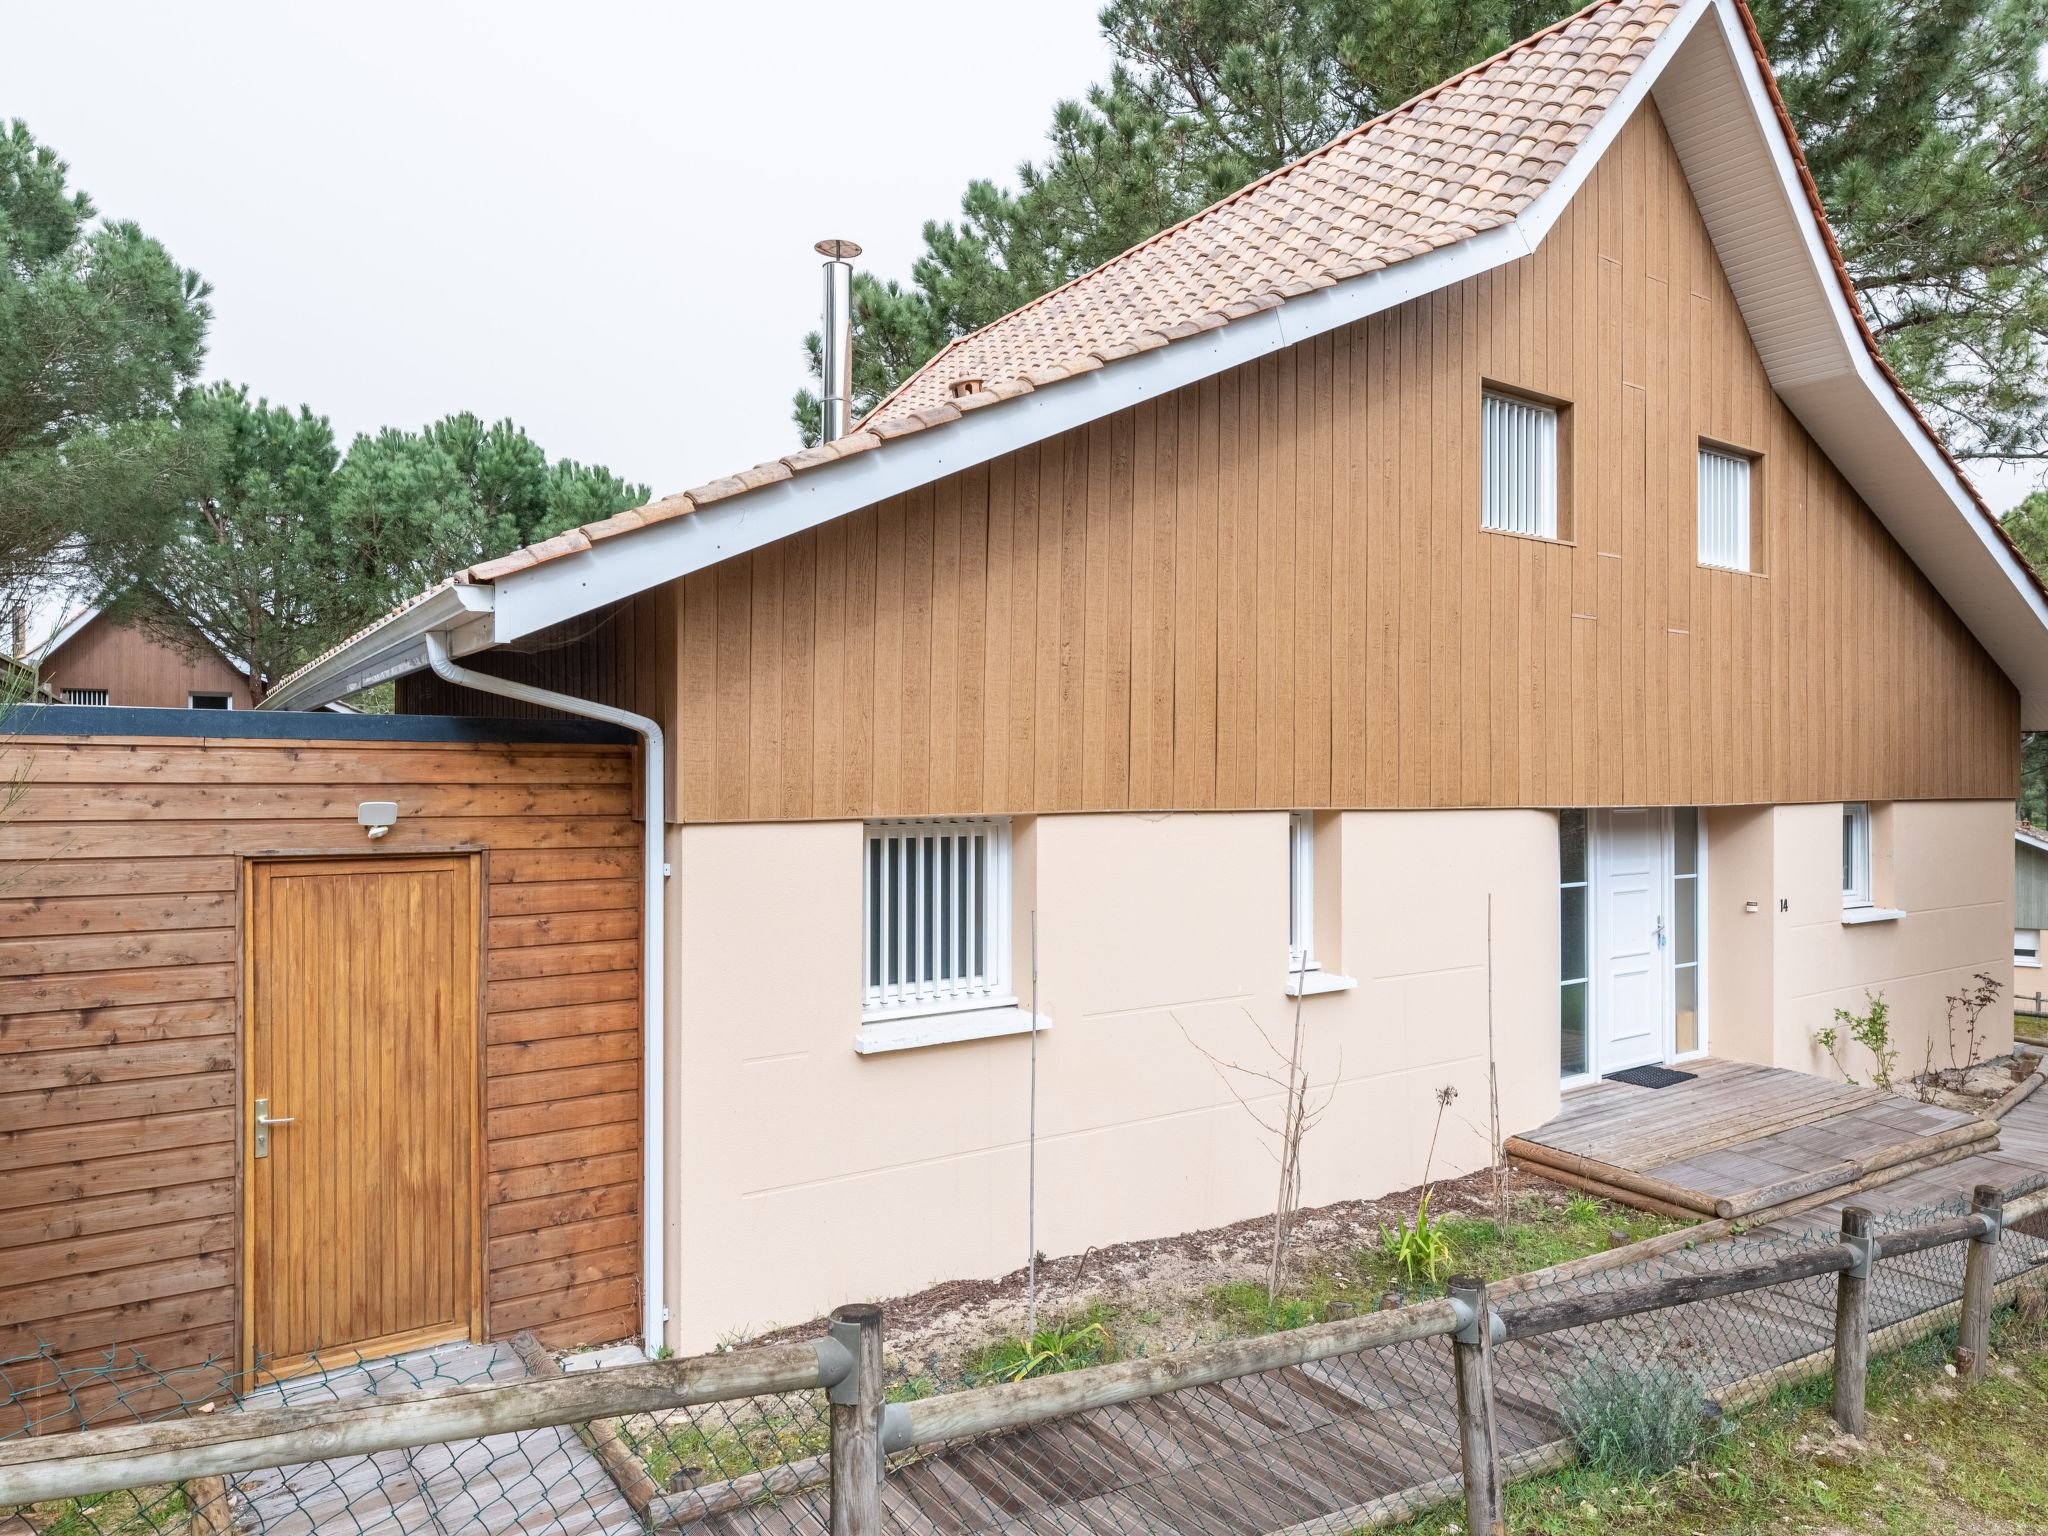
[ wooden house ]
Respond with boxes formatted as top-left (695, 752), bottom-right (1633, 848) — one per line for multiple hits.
top-left (8, 0), bottom-right (2045, 1380)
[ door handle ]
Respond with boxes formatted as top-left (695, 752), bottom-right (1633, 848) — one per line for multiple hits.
top-left (253, 1097), bottom-right (295, 1158)
top-left (1655, 915), bottom-right (1667, 948)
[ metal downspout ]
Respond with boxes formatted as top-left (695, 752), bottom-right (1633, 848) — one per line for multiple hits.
top-left (425, 631), bottom-right (669, 1354)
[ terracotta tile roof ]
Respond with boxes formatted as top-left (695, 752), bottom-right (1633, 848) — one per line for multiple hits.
top-left (266, 0), bottom-right (2043, 704)
top-left (872, 0), bottom-right (1680, 423)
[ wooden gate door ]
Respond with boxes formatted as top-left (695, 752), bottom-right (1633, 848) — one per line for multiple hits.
top-left (245, 855), bottom-right (480, 1371)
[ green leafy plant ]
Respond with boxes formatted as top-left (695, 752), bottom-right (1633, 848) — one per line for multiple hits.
top-left (1380, 1187), bottom-right (1455, 1285)
top-left (1814, 990), bottom-right (1897, 1089)
top-left (1556, 1353), bottom-right (1718, 1478)
top-left (969, 1314), bottom-right (1116, 1384)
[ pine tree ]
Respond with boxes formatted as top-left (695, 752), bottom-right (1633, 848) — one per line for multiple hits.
top-left (0, 119), bottom-right (212, 613)
top-left (795, 0), bottom-right (2048, 471)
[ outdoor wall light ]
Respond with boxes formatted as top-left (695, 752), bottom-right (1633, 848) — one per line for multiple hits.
top-left (357, 801), bottom-right (398, 840)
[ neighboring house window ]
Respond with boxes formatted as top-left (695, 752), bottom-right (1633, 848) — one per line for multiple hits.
top-left (1560, 809), bottom-right (1589, 1078)
top-left (1481, 391), bottom-right (1558, 539)
top-left (1842, 802), bottom-right (1872, 908)
top-left (1288, 811), bottom-right (1315, 973)
top-left (2017, 930), bottom-right (2041, 968)
top-left (1698, 446), bottom-right (1752, 570)
top-left (863, 818), bottom-right (1011, 1018)
top-left (188, 692), bottom-right (233, 709)
top-left (63, 688), bottom-right (109, 706)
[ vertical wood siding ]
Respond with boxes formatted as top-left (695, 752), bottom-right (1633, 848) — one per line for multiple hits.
top-left (653, 101), bottom-right (2017, 821)
top-left (0, 735), bottom-right (640, 1428)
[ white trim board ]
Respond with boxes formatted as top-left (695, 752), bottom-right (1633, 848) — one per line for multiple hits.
top-left (259, 0), bottom-right (2048, 723)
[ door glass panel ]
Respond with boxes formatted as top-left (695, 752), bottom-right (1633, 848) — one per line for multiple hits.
top-left (1560, 809), bottom-right (1586, 884)
top-left (1561, 886), bottom-right (1586, 982)
top-left (1561, 980), bottom-right (1588, 1077)
top-left (1674, 965), bottom-right (1698, 1055)
top-left (1559, 810), bottom-right (1590, 1078)
top-left (1672, 880), bottom-right (1697, 966)
top-left (1673, 807), bottom-right (1698, 876)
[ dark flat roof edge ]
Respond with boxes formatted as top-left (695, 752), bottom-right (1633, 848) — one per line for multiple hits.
top-left (0, 705), bottom-right (636, 746)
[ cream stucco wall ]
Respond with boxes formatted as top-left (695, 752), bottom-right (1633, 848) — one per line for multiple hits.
top-left (1705, 799), bottom-right (2012, 1081)
top-left (664, 808), bottom-right (1560, 1350)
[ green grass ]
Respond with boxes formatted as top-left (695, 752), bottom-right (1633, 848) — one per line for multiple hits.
top-left (1207, 1192), bottom-right (1686, 1334)
top-left (1389, 1299), bottom-right (2048, 1534)
top-left (965, 1303), bottom-right (1120, 1383)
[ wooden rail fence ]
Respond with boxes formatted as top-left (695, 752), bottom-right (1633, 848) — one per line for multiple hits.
top-left (2, 1183), bottom-right (2043, 1536)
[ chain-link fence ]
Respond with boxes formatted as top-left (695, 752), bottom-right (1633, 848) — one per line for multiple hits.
top-left (5, 1184), bottom-right (2045, 1536)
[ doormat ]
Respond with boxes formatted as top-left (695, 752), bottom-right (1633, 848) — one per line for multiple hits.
top-left (1604, 1064), bottom-right (1698, 1090)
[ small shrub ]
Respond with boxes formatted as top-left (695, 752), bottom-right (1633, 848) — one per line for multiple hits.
top-left (1381, 1188), bottom-right (1455, 1284)
top-left (1556, 1353), bottom-right (1717, 1478)
top-left (969, 1313), bottom-right (1116, 1383)
top-left (1815, 991), bottom-right (1897, 1089)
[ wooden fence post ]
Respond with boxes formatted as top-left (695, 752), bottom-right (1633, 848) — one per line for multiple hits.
top-left (827, 1303), bottom-right (884, 1536)
top-left (1831, 1206), bottom-right (1872, 1436)
top-left (1957, 1183), bottom-right (2004, 1379)
top-left (1448, 1275), bottom-right (1504, 1536)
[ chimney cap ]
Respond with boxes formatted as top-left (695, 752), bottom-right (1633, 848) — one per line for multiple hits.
top-left (815, 238), bottom-right (863, 260)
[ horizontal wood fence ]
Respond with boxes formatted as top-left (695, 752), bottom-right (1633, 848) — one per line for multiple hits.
top-left (3, 1183), bottom-right (2045, 1535)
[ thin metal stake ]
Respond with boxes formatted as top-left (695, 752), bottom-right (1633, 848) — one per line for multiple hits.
top-left (1027, 909), bottom-right (1040, 1338)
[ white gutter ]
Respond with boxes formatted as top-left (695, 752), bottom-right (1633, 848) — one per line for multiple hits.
top-left (424, 631), bottom-right (669, 1355)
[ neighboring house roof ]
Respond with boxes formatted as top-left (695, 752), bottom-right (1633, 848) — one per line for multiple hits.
top-left (262, 0), bottom-right (2048, 725)
top-left (2020, 824), bottom-right (2048, 856)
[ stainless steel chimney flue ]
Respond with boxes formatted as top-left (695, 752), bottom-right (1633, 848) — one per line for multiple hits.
top-left (815, 238), bottom-right (861, 443)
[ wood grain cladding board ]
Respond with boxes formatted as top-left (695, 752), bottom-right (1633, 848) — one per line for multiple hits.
top-left (648, 102), bottom-right (2017, 822)
top-left (0, 734), bottom-right (641, 1429)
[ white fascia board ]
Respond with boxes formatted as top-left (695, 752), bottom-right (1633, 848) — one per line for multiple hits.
top-left (2018, 828), bottom-right (2048, 854)
top-left (1675, 0), bottom-right (2048, 720)
top-left (256, 585), bottom-right (495, 710)
top-left (31, 603), bottom-right (102, 661)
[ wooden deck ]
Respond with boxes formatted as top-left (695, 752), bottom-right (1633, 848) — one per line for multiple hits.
top-left (1504, 1059), bottom-right (1997, 1219)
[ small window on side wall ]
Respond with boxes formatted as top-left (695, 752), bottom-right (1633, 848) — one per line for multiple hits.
top-left (2016, 929), bottom-right (2040, 968)
top-left (188, 692), bottom-right (233, 709)
top-left (1481, 390), bottom-right (1564, 540)
top-left (1842, 802), bottom-right (1872, 909)
top-left (1698, 444), bottom-right (1757, 571)
top-left (863, 818), bottom-right (1012, 1020)
top-left (1288, 811), bottom-right (1316, 974)
top-left (62, 688), bottom-right (109, 706)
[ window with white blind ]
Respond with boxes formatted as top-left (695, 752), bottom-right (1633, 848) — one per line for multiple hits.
top-left (1288, 811), bottom-right (1315, 973)
top-left (62, 688), bottom-right (109, 706)
top-left (863, 818), bottom-right (1012, 1019)
top-left (1698, 446), bottom-right (1753, 570)
top-left (1481, 391), bottom-right (1559, 538)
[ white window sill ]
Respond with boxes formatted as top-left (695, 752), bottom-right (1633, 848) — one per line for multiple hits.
top-left (853, 1006), bottom-right (1050, 1056)
top-left (1841, 906), bottom-right (1906, 926)
top-left (2017, 958), bottom-right (2041, 969)
top-left (1285, 969), bottom-right (1358, 997)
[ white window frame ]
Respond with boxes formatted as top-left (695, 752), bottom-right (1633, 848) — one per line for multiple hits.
top-left (862, 817), bottom-right (1012, 1022)
top-left (1480, 391), bottom-right (1558, 539)
top-left (1698, 445), bottom-right (1753, 571)
top-left (62, 688), bottom-right (109, 706)
top-left (2017, 929), bottom-right (2040, 969)
top-left (1288, 811), bottom-right (1317, 974)
top-left (1842, 802), bottom-right (1873, 909)
top-left (188, 691), bottom-right (234, 709)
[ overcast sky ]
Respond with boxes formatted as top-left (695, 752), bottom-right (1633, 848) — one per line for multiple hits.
top-left (2, 0), bottom-right (1108, 499)
top-left (4, 3), bottom-right (2037, 513)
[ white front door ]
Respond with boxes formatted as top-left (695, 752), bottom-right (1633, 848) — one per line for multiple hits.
top-left (1592, 808), bottom-right (1669, 1073)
